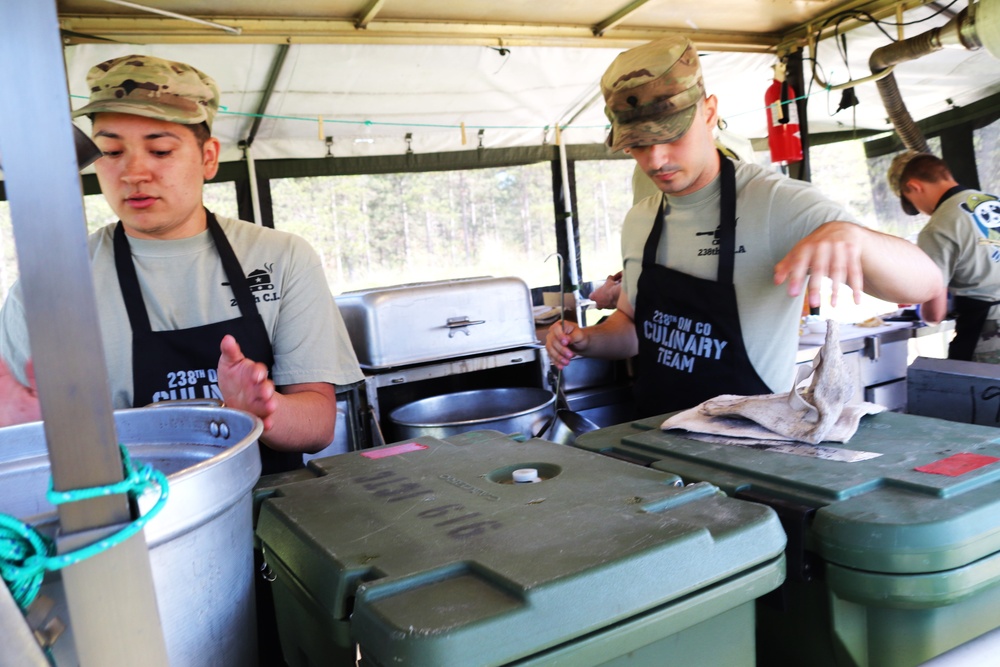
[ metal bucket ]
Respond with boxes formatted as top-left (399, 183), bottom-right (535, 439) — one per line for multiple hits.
top-left (388, 387), bottom-right (555, 440)
top-left (0, 404), bottom-right (263, 666)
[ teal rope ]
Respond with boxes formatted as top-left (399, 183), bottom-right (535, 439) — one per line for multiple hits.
top-left (70, 87), bottom-right (834, 133)
top-left (0, 445), bottom-right (169, 611)
top-left (0, 514), bottom-right (51, 609)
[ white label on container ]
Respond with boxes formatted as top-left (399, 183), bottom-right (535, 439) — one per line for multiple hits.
top-left (682, 434), bottom-right (881, 462)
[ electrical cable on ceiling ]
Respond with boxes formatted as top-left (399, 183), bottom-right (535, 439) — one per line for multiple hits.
top-left (832, 33), bottom-right (860, 115)
top-left (97, 0), bottom-right (241, 35)
top-left (809, 0), bottom-right (963, 93)
top-left (488, 41), bottom-right (512, 75)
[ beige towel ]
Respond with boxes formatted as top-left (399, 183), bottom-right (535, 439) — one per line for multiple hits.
top-left (661, 320), bottom-right (884, 444)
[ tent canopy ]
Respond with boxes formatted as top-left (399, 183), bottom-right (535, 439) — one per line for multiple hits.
top-left (53, 1), bottom-right (1000, 164)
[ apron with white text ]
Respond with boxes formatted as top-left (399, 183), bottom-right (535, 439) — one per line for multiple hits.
top-left (632, 154), bottom-right (771, 417)
top-left (114, 210), bottom-right (300, 474)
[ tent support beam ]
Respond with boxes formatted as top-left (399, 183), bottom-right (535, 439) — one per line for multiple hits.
top-left (244, 43), bottom-right (290, 149)
top-left (592, 0), bottom-right (657, 37)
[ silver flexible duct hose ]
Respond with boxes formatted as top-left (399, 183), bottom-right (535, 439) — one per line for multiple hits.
top-left (868, 7), bottom-right (974, 153)
top-left (869, 31), bottom-right (942, 153)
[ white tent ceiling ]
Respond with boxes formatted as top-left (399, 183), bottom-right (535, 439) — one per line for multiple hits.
top-left (50, 0), bottom-right (1000, 163)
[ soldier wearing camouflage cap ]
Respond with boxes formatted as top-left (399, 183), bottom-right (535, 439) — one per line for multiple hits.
top-left (72, 54), bottom-right (219, 131)
top-left (0, 54), bottom-right (364, 482)
top-left (601, 36), bottom-right (705, 152)
top-left (885, 149), bottom-right (1000, 362)
top-left (546, 35), bottom-right (942, 418)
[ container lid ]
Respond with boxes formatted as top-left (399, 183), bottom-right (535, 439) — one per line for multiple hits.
top-left (256, 430), bottom-right (785, 666)
top-left (334, 276), bottom-right (538, 369)
top-left (575, 411), bottom-right (1000, 575)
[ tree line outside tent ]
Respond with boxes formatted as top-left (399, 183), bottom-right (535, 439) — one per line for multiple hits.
top-left (270, 164), bottom-right (569, 294)
top-left (1, 121), bottom-right (998, 308)
top-left (0, 159), bottom-right (634, 303)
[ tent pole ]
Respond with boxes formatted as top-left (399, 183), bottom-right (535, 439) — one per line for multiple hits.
top-left (0, 1), bottom-right (170, 664)
top-left (557, 138), bottom-right (583, 324)
top-left (243, 143), bottom-right (264, 225)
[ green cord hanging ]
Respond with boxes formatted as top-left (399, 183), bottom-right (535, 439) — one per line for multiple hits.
top-left (0, 444), bottom-right (169, 611)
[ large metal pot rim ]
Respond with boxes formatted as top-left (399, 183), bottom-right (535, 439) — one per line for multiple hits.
top-left (140, 405), bottom-right (263, 484)
top-left (389, 387), bottom-right (555, 428)
top-left (0, 405), bottom-right (263, 546)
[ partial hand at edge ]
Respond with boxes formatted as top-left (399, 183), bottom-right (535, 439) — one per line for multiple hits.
top-left (0, 357), bottom-right (40, 427)
top-left (591, 271), bottom-right (623, 310)
top-left (217, 334), bottom-right (277, 432)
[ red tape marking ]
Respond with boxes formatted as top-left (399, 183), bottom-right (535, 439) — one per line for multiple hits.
top-left (915, 452), bottom-right (1000, 477)
top-left (360, 442), bottom-right (428, 459)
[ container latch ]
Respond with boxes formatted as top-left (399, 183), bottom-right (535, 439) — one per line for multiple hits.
top-left (734, 488), bottom-right (820, 582)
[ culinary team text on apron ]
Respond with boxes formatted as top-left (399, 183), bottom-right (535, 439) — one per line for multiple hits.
top-left (114, 210), bottom-right (300, 473)
top-left (632, 154), bottom-right (771, 417)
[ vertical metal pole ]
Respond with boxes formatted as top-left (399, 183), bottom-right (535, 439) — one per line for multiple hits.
top-left (0, 1), bottom-right (169, 665)
top-left (786, 50), bottom-right (812, 183)
top-left (557, 140), bottom-right (583, 323)
top-left (243, 143), bottom-right (264, 225)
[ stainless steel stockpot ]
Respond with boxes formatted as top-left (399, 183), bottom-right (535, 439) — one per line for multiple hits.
top-left (0, 404), bottom-right (263, 667)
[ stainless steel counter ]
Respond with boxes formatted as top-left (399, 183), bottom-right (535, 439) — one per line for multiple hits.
top-left (796, 319), bottom-right (954, 411)
top-left (797, 320), bottom-right (918, 361)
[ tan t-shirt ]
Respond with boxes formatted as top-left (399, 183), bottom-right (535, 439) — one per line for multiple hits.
top-left (0, 214), bottom-right (363, 408)
top-left (622, 159), bottom-right (858, 393)
top-left (917, 188), bottom-right (1000, 320)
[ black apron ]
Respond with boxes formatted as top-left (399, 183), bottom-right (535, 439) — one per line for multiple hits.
top-left (114, 210), bottom-right (301, 474)
top-left (632, 154), bottom-right (771, 417)
top-left (948, 295), bottom-right (999, 361)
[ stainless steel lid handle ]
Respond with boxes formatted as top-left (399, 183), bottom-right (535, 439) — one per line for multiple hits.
top-left (444, 317), bottom-right (486, 337)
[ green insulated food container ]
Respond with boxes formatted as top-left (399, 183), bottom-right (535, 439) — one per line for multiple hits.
top-left (255, 430), bottom-right (786, 667)
top-left (574, 410), bottom-right (1000, 667)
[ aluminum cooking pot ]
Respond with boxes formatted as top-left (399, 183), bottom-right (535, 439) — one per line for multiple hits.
top-left (0, 404), bottom-right (263, 667)
top-left (388, 387), bottom-right (555, 440)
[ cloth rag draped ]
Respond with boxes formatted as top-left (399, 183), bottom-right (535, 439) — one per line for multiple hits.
top-left (660, 320), bottom-right (883, 444)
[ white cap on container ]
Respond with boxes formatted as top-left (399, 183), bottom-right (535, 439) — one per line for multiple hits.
top-left (512, 468), bottom-right (540, 483)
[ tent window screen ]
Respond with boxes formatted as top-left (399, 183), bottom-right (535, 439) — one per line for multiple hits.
top-left (574, 159), bottom-right (634, 291)
top-left (269, 166), bottom-right (557, 295)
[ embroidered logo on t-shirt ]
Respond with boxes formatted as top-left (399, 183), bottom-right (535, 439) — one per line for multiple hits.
top-left (247, 268), bottom-right (274, 292)
top-left (695, 223), bottom-right (746, 257)
top-left (962, 193), bottom-right (1000, 263)
top-left (222, 262), bottom-right (281, 306)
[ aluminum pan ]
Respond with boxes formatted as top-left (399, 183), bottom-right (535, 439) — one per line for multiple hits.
top-left (336, 277), bottom-right (538, 369)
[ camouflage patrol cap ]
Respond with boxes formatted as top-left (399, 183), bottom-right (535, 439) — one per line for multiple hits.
top-left (71, 55), bottom-right (219, 131)
top-left (887, 150), bottom-right (933, 216)
top-left (600, 35), bottom-right (706, 152)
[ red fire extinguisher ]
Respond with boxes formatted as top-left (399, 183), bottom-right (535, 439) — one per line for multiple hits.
top-left (764, 63), bottom-right (803, 165)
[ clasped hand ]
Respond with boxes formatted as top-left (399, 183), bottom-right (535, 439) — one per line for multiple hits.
top-left (217, 334), bottom-right (277, 431)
